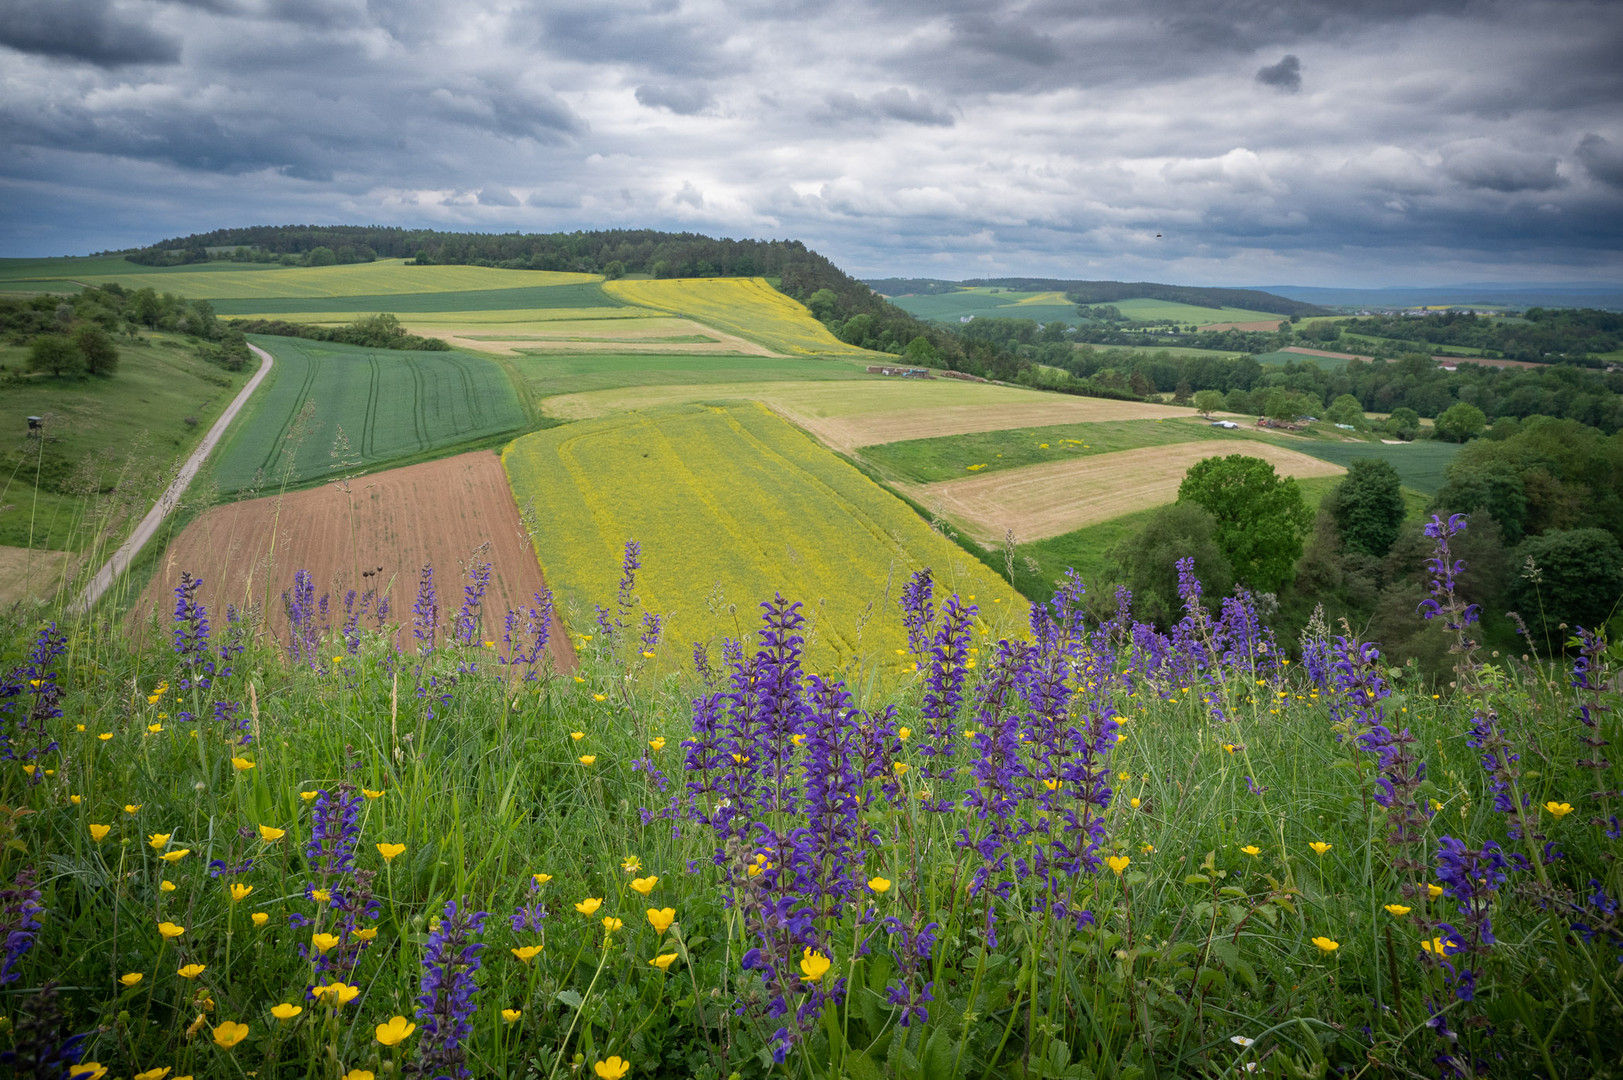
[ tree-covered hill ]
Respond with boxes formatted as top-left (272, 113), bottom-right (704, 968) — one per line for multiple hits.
top-left (866, 276), bottom-right (1324, 317)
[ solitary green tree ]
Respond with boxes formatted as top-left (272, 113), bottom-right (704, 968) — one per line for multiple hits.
top-left (1508, 529), bottom-right (1623, 646)
top-left (1177, 454), bottom-right (1312, 592)
top-left (1434, 401), bottom-right (1487, 442)
top-left (1326, 393), bottom-right (1367, 429)
top-left (29, 334), bottom-right (85, 378)
top-left (1193, 389), bottom-right (1225, 417)
top-left (73, 325), bottom-right (119, 376)
top-left (1112, 502), bottom-right (1235, 626)
top-left (1332, 459), bottom-right (1405, 557)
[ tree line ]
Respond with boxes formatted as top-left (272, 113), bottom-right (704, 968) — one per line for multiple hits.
top-left (0, 284), bottom-right (252, 377)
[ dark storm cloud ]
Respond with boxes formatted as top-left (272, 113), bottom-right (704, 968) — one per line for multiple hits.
top-left (635, 84), bottom-right (715, 115)
top-left (1256, 55), bottom-right (1302, 93)
top-left (0, 0), bottom-right (181, 66)
top-left (1, 0), bottom-right (1621, 285)
top-left (1576, 134), bottom-right (1623, 188)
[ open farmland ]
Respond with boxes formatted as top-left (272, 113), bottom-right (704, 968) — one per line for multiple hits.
top-left (887, 286), bottom-right (1084, 326)
top-left (212, 281), bottom-right (622, 316)
top-left (502, 402), bottom-right (1023, 669)
top-left (131, 450), bottom-right (574, 667)
top-left (603, 277), bottom-right (874, 356)
top-left (210, 336), bottom-right (527, 494)
top-left (902, 441), bottom-right (1346, 545)
top-left (0, 545), bottom-right (81, 607)
top-left (859, 416), bottom-right (1265, 483)
top-left (1108, 298), bottom-right (1282, 324)
top-left (509, 353), bottom-right (875, 401)
top-left (1276, 437), bottom-right (1461, 495)
top-left (74, 259), bottom-right (598, 299)
top-left (410, 316), bottom-right (775, 357)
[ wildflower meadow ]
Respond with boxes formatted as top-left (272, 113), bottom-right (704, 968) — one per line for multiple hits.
top-left (0, 519), bottom-right (1619, 1080)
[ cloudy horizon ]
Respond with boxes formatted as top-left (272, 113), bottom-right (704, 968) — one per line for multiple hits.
top-left (3, 0), bottom-right (1621, 287)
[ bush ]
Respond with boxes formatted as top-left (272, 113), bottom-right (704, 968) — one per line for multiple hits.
top-left (1507, 528), bottom-right (1623, 646)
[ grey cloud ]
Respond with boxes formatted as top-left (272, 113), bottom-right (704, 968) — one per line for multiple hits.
top-left (1256, 55), bottom-right (1302, 93)
top-left (949, 16), bottom-right (1061, 66)
top-left (823, 88), bottom-right (954, 127)
top-left (1441, 139), bottom-right (1563, 192)
top-left (635, 84), bottom-right (715, 115)
top-left (477, 186), bottom-right (520, 206)
top-left (535, 1), bottom-right (730, 77)
top-left (427, 80), bottom-right (584, 142)
top-left (0, 0), bottom-right (182, 66)
top-left (1576, 134), bottom-right (1623, 188)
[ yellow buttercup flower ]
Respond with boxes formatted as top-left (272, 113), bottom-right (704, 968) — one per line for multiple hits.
top-left (229, 883), bottom-right (253, 902)
top-left (119, 972), bottom-right (145, 987)
top-left (898, 727), bottom-right (911, 740)
top-left (650, 953), bottom-right (678, 971)
top-left (178, 964), bottom-right (206, 979)
top-left (512, 945), bottom-right (544, 963)
top-left (312, 982), bottom-right (360, 1006)
top-left (570, 731), bottom-right (585, 741)
top-left (134, 1067), bottom-right (171, 1080)
top-left (1241, 845), bottom-right (1261, 857)
top-left (376, 842), bottom-right (406, 862)
top-left (594, 1058), bottom-right (630, 1080)
top-left (230, 757), bottom-right (254, 771)
top-left (271, 1003), bottom-right (302, 1020)
top-left (533, 873), bottom-right (553, 886)
top-left (212, 1020), bottom-right (248, 1048)
top-left (312, 889), bottom-right (331, 903)
top-left (1105, 855), bottom-right (1130, 875)
top-left (1309, 842), bottom-right (1332, 856)
top-left (502, 1008), bottom-right (522, 1023)
top-left (622, 856), bottom-right (641, 873)
top-left (300, 791), bottom-right (318, 803)
top-left (70, 1066), bottom-right (107, 1080)
top-left (1141, 843), bottom-right (1156, 854)
top-left (575, 897), bottom-right (603, 916)
top-left (601, 916), bottom-right (625, 934)
top-left (311, 933), bottom-right (341, 953)
top-left (893, 762), bottom-right (909, 777)
top-left (363, 789), bottom-right (384, 799)
top-left (89, 824), bottom-right (111, 842)
top-left (1385, 904), bottom-right (1411, 916)
top-left (343, 1071), bottom-right (374, 1080)
top-left (1544, 801), bottom-right (1574, 818)
top-left (799, 948), bottom-right (832, 982)
top-left (1312, 936), bottom-right (1339, 954)
top-left (157, 921), bottom-right (184, 938)
top-left (579, 755), bottom-right (597, 766)
top-left (629, 876), bottom-right (658, 895)
top-left (159, 849), bottom-right (190, 863)
top-left (375, 1016), bottom-right (416, 1046)
top-left (160, 880), bottom-right (176, 893)
top-left (98, 733), bottom-right (113, 741)
top-left (647, 907), bottom-right (675, 935)
top-left (148, 833), bottom-right (172, 850)
top-left (353, 927), bottom-right (377, 942)
top-left (148, 723), bottom-right (164, 734)
top-left (70, 795), bottom-right (81, 804)
top-left (648, 737), bottom-right (666, 751)
top-left (1426, 883), bottom-right (1445, 898)
top-left (867, 876), bottom-right (892, 893)
top-left (258, 825), bottom-right (285, 842)
top-left (593, 694), bottom-right (606, 702)
top-left (251, 912), bottom-right (269, 927)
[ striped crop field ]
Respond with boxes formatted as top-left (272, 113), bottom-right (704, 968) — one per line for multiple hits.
top-left (602, 277), bottom-right (874, 357)
top-left (75, 259), bottom-right (598, 300)
top-left (211, 281), bottom-right (623, 315)
top-left (502, 401), bottom-right (1023, 668)
top-left (211, 336), bottom-right (527, 493)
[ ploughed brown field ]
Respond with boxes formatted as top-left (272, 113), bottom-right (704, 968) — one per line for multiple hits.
top-left (131, 451), bottom-right (574, 670)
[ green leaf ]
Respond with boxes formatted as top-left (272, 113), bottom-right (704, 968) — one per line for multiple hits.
top-left (555, 989), bottom-right (584, 1010)
top-left (1184, 874), bottom-right (1211, 885)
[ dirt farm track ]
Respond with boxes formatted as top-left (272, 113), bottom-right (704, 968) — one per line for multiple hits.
top-left (132, 451), bottom-right (574, 670)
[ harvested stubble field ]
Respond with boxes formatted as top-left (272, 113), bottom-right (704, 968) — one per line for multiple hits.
top-left (413, 316), bottom-right (773, 358)
top-left (901, 441), bottom-right (1346, 545)
top-left (76, 259), bottom-right (597, 300)
top-left (211, 337), bottom-right (527, 493)
top-left (603, 277), bottom-right (873, 357)
top-left (502, 402), bottom-right (1023, 668)
top-left (132, 451), bottom-right (573, 667)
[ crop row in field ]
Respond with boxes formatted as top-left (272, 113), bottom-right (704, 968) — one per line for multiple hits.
top-left (502, 402), bottom-right (1023, 669)
top-left (213, 282), bottom-right (624, 315)
top-left (76, 259), bottom-right (598, 300)
top-left (603, 277), bottom-right (873, 357)
top-left (210, 337), bottom-right (527, 494)
top-left (509, 354), bottom-right (875, 402)
top-left (858, 416), bottom-right (1266, 483)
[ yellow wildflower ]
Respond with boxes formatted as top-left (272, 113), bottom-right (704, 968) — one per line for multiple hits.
top-left (1309, 842), bottom-right (1332, 856)
top-left (258, 825), bottom-right (285, 842)
top-left (575, 897), bottom-right (602, 916)
top-left (212, 1020), bottom-right (248, 1048)
top-left (602, 916), bottom-right (624, 933)
top-left (1105, 855), bottom-right (1130, 875)
top-left (251, 913), bottom-right (269, 927)
top-left (230, 757), bottom-right (254, 771)
top-left (1312, 937), bottom-right (1339, 954)
top-left (502, 1008), bottom-right (522, 1022)
top-left (375, 1016), bottom-right (416, 1046)
top-left (799, 948), bottom-right (832, 982)
top-left (579, 755), bottom-right (597, 766)
top-left (377, 842), bottom-right (406, 862)
top-left (311, 933), bottom-right (341, 953)
top-left (650, 954), bottom-right (678, 971)
top-left (594, 1059), bottom-right (630, 1080)
top-left (1544, 801), bottom-right (1574, 818)
top-left (1385, 904), bottom-right (1411, 916)
top-left (629, 876), bottom-right (658, 895)
top-left (649, 737), bottom-right (666, 751)
top-left (159, 849), bottom-right (190, 863)
top-left (89, 824), bottom-right (111, 842)
top-left (229, 883), bottom-right (253, 902)
top-left (512, 945), bottom-right (543, 963)
top-left (148, 833), bottom-right (172, 850)
top-left (178, 964), bottom-right (205, 979)
top-left (867, 877), bottom-right (892, 893)
top-left (271, 1003), bottom-right (302, 1020)
top-left (119, 972), bottom-right (144, 987)
top-left (647, 908), bottom-right (675, 935)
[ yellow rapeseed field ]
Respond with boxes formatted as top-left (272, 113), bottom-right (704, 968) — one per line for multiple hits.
top-left (77, 259), bottom-right (599, 299)
top-left (502, 402), bottom-right (1022, 669)
top-left (602, 278), bottom-right (875, 357)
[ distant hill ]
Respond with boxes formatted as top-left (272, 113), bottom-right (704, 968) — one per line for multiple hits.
top-left (1256, 283), bottom-right (1623, 311)
top-left (866, 277), bottom-right (1325, 317)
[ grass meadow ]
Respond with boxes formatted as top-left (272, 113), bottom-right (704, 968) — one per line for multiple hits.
top-left (74, 261), bottom-right (599, 301)
top-left (210, 337), bottom-right (527, 494)
top-left (1269, 440), bottom-right (1461, 497)
top-left (501, 402), bottom-right (1023, 669)
top-left (0, 510), bottom-right (1617, 1080)
top-left (212, 284), bottom-right (626, 317)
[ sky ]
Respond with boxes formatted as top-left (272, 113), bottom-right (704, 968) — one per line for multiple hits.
top-left (2, 0), bottom-right (1622, 287)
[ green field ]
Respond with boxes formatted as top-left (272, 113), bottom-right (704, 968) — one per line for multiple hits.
top-left (858, 417), bottom-right (1264, 483)
top-left (1109, 298), bottom-right (1281, 324)
top-left (888, 287), bottom-right (1084, 326)
top-left (1276, 438), bottom-right (1460, 495)
top-left (510, 353), bottom-right (875, 402)
top-left (502, 402), bottom-right (1024, 668)
top-left (0, 332), bottom-right (253, 551)
top-left (214, 282), bottom-right (625, 316)
top-left (1253, 349), bottom-right (1349, 367)
top-left (211, 336), bottom-right (527, 493)
top-left (0, 255), bottom-right (287, 286)
top-left (73, 259), bottom-right (597, 299)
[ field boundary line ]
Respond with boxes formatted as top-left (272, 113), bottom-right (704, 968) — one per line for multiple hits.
top-left (72, 343), bottom-right (276, 612)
